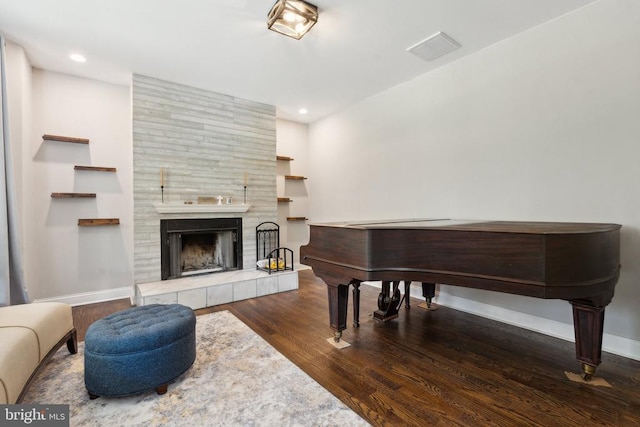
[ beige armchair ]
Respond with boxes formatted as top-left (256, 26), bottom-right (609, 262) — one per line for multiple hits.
top-left (0, 302), bottom-right (77, 404)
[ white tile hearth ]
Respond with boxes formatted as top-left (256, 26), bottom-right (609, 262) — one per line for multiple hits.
top-left (135, 268), bottom-right (299, 309)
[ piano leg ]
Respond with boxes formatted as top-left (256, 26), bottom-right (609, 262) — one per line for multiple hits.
top-left (404, 281), bottom-right (412, 309)
top-left (571, 300), bottom-right (605, 381)
top-left (352, 282), bottom-right (361, 327)
top-left (422, 282), bottom-right (436, 307)
top-left (327, 283), bottom-right (349, 342)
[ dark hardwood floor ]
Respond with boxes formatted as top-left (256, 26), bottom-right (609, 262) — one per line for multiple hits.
top-left (73, 269), bottom-right (640, 426)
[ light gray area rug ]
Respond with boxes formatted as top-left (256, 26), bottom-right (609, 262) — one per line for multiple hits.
top-left (23, 310), bottom-right (369, 426)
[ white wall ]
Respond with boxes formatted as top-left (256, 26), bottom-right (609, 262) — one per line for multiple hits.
top-left (25, 70), bottom-right (133, 302)
top-left (6, 61), bottom-right (282, 303)
top-left (307, 0), bottom-right (640, 357)
top-left (276, 119), bottom-right (310, 264)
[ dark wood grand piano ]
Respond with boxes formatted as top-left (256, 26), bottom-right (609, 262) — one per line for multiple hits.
top-left (300, 219), bottom-right (621, 379)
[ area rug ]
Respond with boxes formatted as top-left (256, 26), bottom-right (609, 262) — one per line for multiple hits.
top-left (22, 310), bottom-right (369, 426)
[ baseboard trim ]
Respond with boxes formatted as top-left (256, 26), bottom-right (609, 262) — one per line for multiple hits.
top-left (32, 287), bottom-right (133, 307)
top-left (360, 281), bottom-right (639, 361)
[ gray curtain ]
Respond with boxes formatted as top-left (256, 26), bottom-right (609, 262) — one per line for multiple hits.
top-left (0, 35), bottom-right (29, 306)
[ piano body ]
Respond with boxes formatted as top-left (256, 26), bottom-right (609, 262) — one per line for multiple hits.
top-left (300, 219), bottom-right (621, 379)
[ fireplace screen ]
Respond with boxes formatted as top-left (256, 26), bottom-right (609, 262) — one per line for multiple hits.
top-left (161, 218), bottom-right (242, 280)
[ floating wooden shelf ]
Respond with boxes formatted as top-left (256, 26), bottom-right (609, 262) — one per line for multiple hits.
top-left (277, 155), bottom-right (294, 161)
top-left (78, 218), bottom-right (120, 226)
top-left (287, 217), bottom-right (308, 221)
top-left (284, 175), bottom-right (307, 180)
top-left (278, 197), bottom-right (292, 202)
top-left (51, 192), bottom-right (96, 198)
top-left (43, 134), bottom-right (89, 144)
top-left (74, 165), bottom-right (117, 172)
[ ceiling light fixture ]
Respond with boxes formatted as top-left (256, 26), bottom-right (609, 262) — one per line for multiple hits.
top-left (267, 0), bottom-right (318, 40)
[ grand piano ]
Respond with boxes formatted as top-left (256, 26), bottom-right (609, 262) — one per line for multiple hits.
top-left (300, 219), bottom-right (621, 379)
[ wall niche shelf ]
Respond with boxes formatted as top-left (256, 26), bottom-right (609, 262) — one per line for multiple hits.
top-left (277, 155), bottom-right (294, 161)
top-left (287, 217), bottom-right (308, 221)
top-left (74, 165), bottom-right (117, 172)
top-left (78, 218), bottom-right (120, 226)
top-left (278, 197), bottom-right (292, 203)
top-left (51, 192), bottom-right (96, 198)
top-left (43, 134), bottom-right (89, 144)
top-left (284, 175), bottom-right (307, 180)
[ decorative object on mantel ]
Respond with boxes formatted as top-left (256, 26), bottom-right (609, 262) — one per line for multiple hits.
top-left (153, 202), bottom-right (250, 214)
top-left (267, 0), bottom-right (318, 40)
top-left (196, 196), bottom-right (234, 205)
top-left (197, 197), bottom-right (217, 204)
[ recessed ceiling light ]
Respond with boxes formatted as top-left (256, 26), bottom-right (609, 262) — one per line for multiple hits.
top-left (298, 108), bottom-right (308, 115)
top-left (69, 53), bottom-right (87, 63)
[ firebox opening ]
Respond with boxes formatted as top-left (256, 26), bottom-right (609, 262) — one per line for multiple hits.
top-left (180, 231), bottom-right (236, 276)
top-left (161, 218), bottom-right (242, 280)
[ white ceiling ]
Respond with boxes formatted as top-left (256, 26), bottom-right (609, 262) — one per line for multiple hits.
top-left (0, 0), bottom-right (598, 123)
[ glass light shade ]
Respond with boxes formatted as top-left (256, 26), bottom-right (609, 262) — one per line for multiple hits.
top-left (267, 0), bottom-right (318, 40)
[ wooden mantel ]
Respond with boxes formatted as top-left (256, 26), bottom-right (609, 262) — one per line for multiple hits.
top-left (153, 202), bottom-right (251, 214)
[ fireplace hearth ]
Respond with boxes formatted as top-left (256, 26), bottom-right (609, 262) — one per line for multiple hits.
top-left (161, 218), bottom-right (243, 280)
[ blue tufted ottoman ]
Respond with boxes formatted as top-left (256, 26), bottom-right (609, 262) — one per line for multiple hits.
top-left (84, 304), bottom-right (196, 399)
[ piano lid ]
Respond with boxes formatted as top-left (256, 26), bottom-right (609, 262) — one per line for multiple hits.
top-left (308, 218), bottom-right (621, 234)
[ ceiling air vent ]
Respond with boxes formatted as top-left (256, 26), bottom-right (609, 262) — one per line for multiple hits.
top-left (406, 31), bottom-right (461, 62)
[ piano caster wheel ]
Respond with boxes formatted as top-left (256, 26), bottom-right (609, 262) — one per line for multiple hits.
top-left (334, 331), bottom-right (342, 343)
top-left (581, 363), bottom-right (596, 381)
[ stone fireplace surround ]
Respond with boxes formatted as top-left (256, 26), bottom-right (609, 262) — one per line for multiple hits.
top-left (132, 75), bottom-right (298, 308)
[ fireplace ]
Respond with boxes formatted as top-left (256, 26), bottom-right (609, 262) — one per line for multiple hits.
top-left (160, 218), bottom-right (243, 280)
